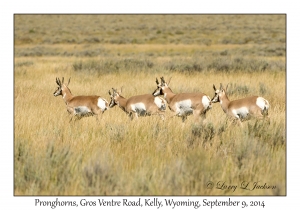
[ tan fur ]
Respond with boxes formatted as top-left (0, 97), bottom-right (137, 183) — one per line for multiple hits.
top-left (109, 88), bottom-right (165, 120)
top-left (53, 77), bottom-right (108, 122)
top-left (152, 77), bottom-right (212, 123)
top-left (212, 84), bottom-right (269, 125)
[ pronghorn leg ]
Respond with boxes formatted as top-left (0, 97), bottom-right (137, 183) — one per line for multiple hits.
top-left (67, 107), bottom-right (75, 123)
top-left (263, 109), bottom-right (269, 117)
top-left (193, 109), bottom-right (200, 122)
top-left (93, 108), bottom-right (103, 123)
top-left (170, 113), bottom-right (178, 119)
top-left (229, 112), bottom-right (243, 127)
top-left (226, 116), bottom-right (240, 127)
top-left (70, 115), bottom-right (81, 123)
top-left (135, 112), bottom-right (139, 119)
top-left (193, 108), bottom-right (206, 124)
top-left (200, 113), bottom-right (206, 124)
top-left (154, 110), bottom-right (165, 121)
top-left (69, 116), bottom-right (74, 123)
top-left (256, 110), bottom-right (270, 124)
top-left (159, 113), bottom-right (165, 121)
top-left (128, 112), bottom-right (134, 121)
top-left (95, 113), bottom-right (103, 123)
top-left (238, 120), bottom-right (243, 127)
top-left (236, 118), bottom-right (243, 127)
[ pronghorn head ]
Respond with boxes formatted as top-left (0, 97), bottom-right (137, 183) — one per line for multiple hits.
top-left (108, 88), bottom-right (122, 108)
top-left (152, 77), bottom-right (171, 96)
top-left (211, 83), bottom-right (228, 103)
top-left (53, 77), bottom-right (71, 97)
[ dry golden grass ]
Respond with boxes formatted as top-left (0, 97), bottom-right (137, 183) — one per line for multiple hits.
top-left (14, 56), bottom-right (285, 195)
top-left (14, 14), bottom-right (286, 196)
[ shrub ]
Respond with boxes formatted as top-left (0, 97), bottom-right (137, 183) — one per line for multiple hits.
top-left (187, 123), bottom-right (216, 148)
top-left (226, 83), bottom-right (250, 96)
top-left (245, 120), bottom-right (285, 147)
top-left (72, 59), bottom-right (154, 75)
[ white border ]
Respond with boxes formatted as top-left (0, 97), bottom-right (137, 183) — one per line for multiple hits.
top-left (2, 1), bottom-right (296, 209)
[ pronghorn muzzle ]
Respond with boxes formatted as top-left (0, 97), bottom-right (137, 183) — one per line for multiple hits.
top-left (211, 94), bottom-right (219, 103)
top-left (152, 87), bottom-right (161, 96)
top-left (211, 84), bottom-right (220, 103)
top-left (109, 99), bottom-right (117, 108)
top-left (108, 89), bottom-right (118, 108)
top-left (53, 87), bottom-right (62, 97)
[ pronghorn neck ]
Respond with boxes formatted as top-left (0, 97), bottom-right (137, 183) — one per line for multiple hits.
top-left (163, 87), bottom-right (176, 104)
top-left (61, 84), bottom-right (73, 105)
top-left (116, 96), bottom-right (129, 113)
top-left (219, 93), bottom-right (230, 113)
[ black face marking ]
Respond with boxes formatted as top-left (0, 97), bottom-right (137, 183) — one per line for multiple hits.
top-left (109, 97), bottom-right (117, 108)
top-left (152, 85), bottom-right (165, 96)
top-left (53, 87), bottom-right (62, 96)
top-left (211, 90), bottom-right (220, 103)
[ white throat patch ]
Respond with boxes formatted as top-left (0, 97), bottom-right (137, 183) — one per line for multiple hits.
top-left (154, 97), bottom-right (166, 111)
top-left (164, 93), bottom-right (167, 99)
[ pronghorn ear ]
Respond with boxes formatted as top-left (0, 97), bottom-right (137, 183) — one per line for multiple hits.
top-left (120, 86), bottom-right (123, 94)
top-left (67, 77), bottom-right (71, 86)
top-left (213, 84), bottom-right (216, 91)
top-left (62, 77), bottom-right (64, 84)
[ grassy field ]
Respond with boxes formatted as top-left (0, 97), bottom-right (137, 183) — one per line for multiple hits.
top-left (14, 14), bottom-right (286, 195)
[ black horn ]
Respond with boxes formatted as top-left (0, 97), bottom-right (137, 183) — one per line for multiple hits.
top-left (160, 77), bottom-right (166, 84)
top-left (213, 84), bottom-right (216, 91)
top-left (56, 77), bottom-right (61, 86)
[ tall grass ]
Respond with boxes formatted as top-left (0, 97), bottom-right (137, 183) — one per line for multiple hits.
top-left (14, 56), bottom-right (285, 195)
top-left (14, 14), bottom-right (286, 195)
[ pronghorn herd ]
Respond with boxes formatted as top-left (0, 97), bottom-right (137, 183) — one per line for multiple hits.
top-left (53, 77), bottom-right (270, 125)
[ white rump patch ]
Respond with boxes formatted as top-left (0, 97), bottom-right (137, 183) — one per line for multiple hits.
top-left (202, 95), bottom-right (211, 109)
top-left (175, 99), bottom-right (193, 116)
top-left (256, 97), bottom-right (269, 110)
top-left (232, 107), bottom-right (249, 119)
top-left (97, 98), bottom-right (107, 111)
top-left (131, 103), bottom-right (146, 115)
top-left (154, 97), bottom-right (166, 111)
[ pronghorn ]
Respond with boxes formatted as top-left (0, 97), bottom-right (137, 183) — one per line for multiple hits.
top-left (53, 77), bottom-right (109, 122)
top-left (211, 83), bottom-right (270, 125)
top-left (108, 88), bottom-right (166, 120)
top-left (152, 77), bottom-right (212, 123)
